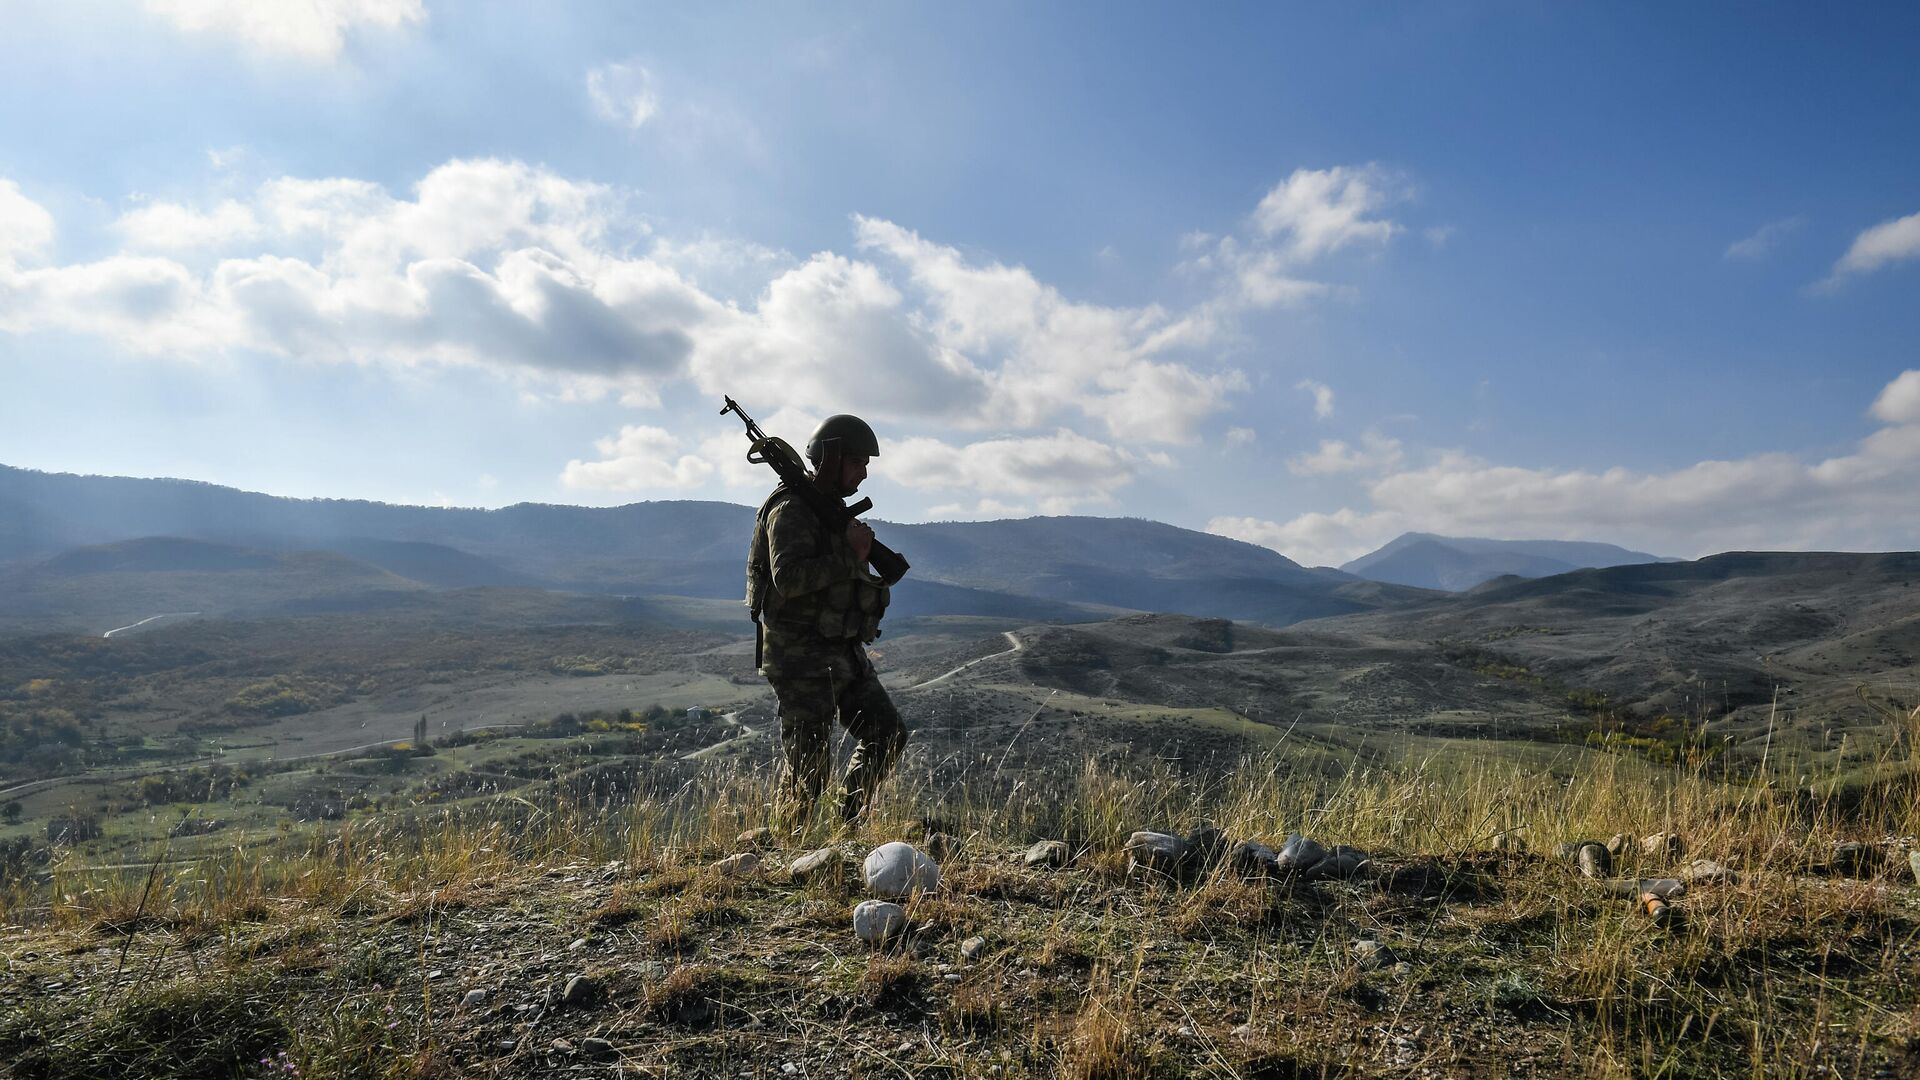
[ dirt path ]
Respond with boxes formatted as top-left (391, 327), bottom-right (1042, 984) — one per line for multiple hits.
top-left (102, 612), bottom-right (199, 638)
top-left (680, 712), bottom-right (756, 762)
top-left (902, 631), bottom-right (1023, 691)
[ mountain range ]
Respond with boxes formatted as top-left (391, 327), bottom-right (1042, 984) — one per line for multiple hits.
top-left (0, 464), bottom-right (1425, 632)
top-left (1339, 531), bottom-right (1674, 591)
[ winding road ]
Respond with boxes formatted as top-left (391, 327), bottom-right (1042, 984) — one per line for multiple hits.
top-left (904, 630), bottom-right (1024, 691)
top-left (102, 612), bottom-right (199, 638)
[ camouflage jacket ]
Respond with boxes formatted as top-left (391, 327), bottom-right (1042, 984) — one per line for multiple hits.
top-left (746, 486), bottom-right (888, 644)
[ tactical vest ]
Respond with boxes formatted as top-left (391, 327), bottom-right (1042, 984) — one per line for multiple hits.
top-left (746, 486), bottom-right (889, 643)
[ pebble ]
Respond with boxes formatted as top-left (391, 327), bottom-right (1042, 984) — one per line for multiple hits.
top-left (789, 847), bottom-right (846, 884)
top-left (864, 842), bottom-right (941, 897)
top-left (567, 938), bottom-right (587, 951)
top-left (496, 1040), bottom-right (516, 1051)
top-left (960, 935), bottom-right (988, 961)
top-left (561, 974), bottom-right (596, 1006)
top-left (783, 1065), bottom-right (799, 1076)
top-left (1023, 840), bottom-right (1071, 869)
top-left (1910, 851), bottom-right (1920, 884)
top-left (1391, 961), bottom-right (1414, 978)
top-left (1681, 858), bottom-right (1739, 886)
top-left (1354, 939), bottom-right (1394, 969)
top-left (1276, 833), bottom-right (1327, 872)
top-left (1229, 840), bottom-right (1280, 878)
top-left (1491, 830), bottom-right (1526, 853)
top-left (943, 973), bottom-right (962, 982)
top-left (580, 1037), bottom-right (615, 1059)
top-left (1641, 832), bottom-right (1685, 858)
top-left (1231, 1022), bottom-right (1256, 1040)
top-left (461, 988), bottom-right (487, 1009)
top-left (1606, 833), bottom-right (1635, 859)
top-left (736, 827), bottom-right (774, 848)
top-left (1125, 830), bottom-right (1189, 878)
top-left (853, 899), bottom-right (908, 943)
top-left (712, 851), bottom-right (761, 878)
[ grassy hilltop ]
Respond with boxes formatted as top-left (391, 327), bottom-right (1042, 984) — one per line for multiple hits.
top-left (3, 723), bottom-right (1919, 1079)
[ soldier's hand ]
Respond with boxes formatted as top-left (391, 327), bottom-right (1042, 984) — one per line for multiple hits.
top-left (846, 520), bottom-right (874, 564)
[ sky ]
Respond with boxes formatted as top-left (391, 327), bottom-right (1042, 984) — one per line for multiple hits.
top-left (2, 2), bottom-right (1918, 567)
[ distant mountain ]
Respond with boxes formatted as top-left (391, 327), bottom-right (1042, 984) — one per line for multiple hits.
top-left (0, 464), bottom-right (1432, 630)
top-left (1340, 532), bottom-right (1672, 591)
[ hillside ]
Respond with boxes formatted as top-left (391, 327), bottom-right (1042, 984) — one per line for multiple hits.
top-left (0, 465), bottom-right (1427, 631)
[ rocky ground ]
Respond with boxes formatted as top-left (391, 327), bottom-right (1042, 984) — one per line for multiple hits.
top-left (4, 821), bottom-right (1919, 1079)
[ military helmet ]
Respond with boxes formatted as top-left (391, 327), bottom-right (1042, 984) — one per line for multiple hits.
top-left (805, 414), bottom-right (880, 465)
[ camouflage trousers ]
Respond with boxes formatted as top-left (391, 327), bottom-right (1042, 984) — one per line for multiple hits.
top-left (761, 628), bottom-right (906, 826)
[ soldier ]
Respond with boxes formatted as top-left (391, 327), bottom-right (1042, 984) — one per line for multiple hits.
top-left (746, 414), bottom-right (905, 828)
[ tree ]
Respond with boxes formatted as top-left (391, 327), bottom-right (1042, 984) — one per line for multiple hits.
top-left (1, 801), bottom-right (21, 825)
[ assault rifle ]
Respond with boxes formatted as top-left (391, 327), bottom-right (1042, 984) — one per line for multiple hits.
top-left (721, 396), bottom-right (910, 586)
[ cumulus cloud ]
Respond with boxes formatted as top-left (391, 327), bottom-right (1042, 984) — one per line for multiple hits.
top-left (1296, 379), bottom-right (1334, 419)
top-left (586, 61), bottom-right (661, 130)
top-left (0, 180), bottom-right (55, 263)
top-left (143, 0), bottom-right (425, 61)
top-left (888, 430), bottom-right (1144, 513)
top-left (561, 425), bottom-right (715, 492)
top-left (1828, 210), bottom-right (1920, 281)
top-left (1724, 216), bottom-right (1804, 261)
top-left (1224, 426), bottom-right (1256, 446)
top-left (1872, 369), bottom-right (1920, 425)
top-left (851, 216), bottom-right (1243, 442)
top-left (1252, 165), bottom-right (1404, 264)
top-left (116, 199), bottom-right (262, 250)
top-left (1287, 431), bottom-right (1402, 476)
top-left (1212, 369), bottom-right (1920, 566)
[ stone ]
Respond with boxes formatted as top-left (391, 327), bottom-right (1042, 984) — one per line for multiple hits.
top-left (461, 988), bottom-right (487, 1009)
top-left (1577, 842), bottom-right (1612, 879)
top-left (1307, 845), bottom-right (1372, 881)
top-left (736, 827), bottom-right (774, 848)
top-left (1830, 841), bottom-right (1883, 877)
top-left (1023, 840), bottom-right (1072, 869)
top-left (1275, 834), bottom-right (1327, 873)
top-left (789, 847), bottom-right (846, 884)
top-left (1354, 939), bottom-right (1394, 969)
top-left (580, 1037), bottom-right (615, 1060)
top-left (853, 900), bottom-right (908, 943)
top-left (561, 974), bottom-right (596, 1007)
top-left (960, 935), bottom-right (988, 961)
top-left (924, 832), bottom-right (959, 863)
top-left (863, 842), bottom-right (941, 897)
top-left (1606, 833), bottom-right (1635, 859)
top-left (1554, 841), bottom-right (1580, 860)
top-left (1229, 841), bottom-right (1280, 879)
top-left (1491, 830), bottom-right (1527, 853)
top-left (712, 852), bottom-right (760, 878)
top-left (1391, 961), bottom-right (1414, 978)
top-left (1124, 831), bottom-right (1189, 879)
top-left (1184, 825), bottom-right (1228, 872)
top-left (1909, 850), bottom-right (1920, 884)
top-left (1681, 858), bottom-right (1739, 886)
top-left (567, 938), bottom-right (587, 951)
top-left (1641, 832), bottom-right (1685, 858)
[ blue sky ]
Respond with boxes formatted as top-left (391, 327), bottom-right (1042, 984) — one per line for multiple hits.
top-left (2, 2), bottom-right (1917, 565)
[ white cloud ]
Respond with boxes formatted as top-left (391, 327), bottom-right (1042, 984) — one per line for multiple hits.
top-left (561, 425), bottom-right (715, 492)
top-left (1424, 225), bottom-right (1457, 249)
top-left (1224, 426), bottom-right (1256, 446)
top-left (1213, 369), bottom-right (1920, 565)
top-left (888, 430), bottom-right (1143, 512)
top-left (1296, 379), bottom-right (1334, 419)
top-left (0, 180), bottom-right (55, 263)
top-left (586, 62), bottom-right (661, 130)
top-left (1287, 431), bottom-right (1402, 476)
top-left (1830, 210), bottom-right (1920, 280)
top-left (1724, 216), bottom-right (1804, 261)
top-left (851, 216), bottom-right (1242, 442)
top-left (116, 199), bottom-right (262, 250)
top-left (1252, 165), bottom-right (1404, 264)
top-left (1871, 369), bottom-right (1920, 425)
top-left (143, 0), bottom-right (425, 61)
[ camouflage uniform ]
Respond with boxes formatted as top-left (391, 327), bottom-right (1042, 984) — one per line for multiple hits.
top-left (748, 485), bottom-right (903, 824)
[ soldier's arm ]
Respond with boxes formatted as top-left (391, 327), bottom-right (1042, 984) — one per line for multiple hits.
top-left (766, 498), bottom-right (858, 598)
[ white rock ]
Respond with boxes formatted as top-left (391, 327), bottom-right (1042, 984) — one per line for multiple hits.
top-left (863, 842), bottom-right (941, 897)
top-left (852, 899), bottom-right (908, 943)
top-left (461, 988), bottom-right (487, 1008)
top-left (1276, 833), bottom-right (1327, 872)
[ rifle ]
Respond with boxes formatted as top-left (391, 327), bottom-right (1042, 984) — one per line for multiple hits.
top-left (721, 396), bottom-right (910, 587)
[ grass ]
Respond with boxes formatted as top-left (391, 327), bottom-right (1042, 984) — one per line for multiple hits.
top-left (3, 715), bottom-right (1919, 1077)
